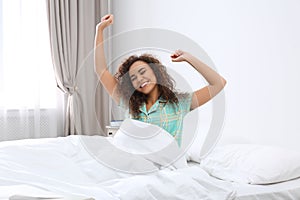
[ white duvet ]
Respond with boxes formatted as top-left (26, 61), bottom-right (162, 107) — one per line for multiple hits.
top-left (0, 135), bottom-right (235, 200)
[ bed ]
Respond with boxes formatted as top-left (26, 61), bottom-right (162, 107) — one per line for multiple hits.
top-left (1, 119), bottom-right (300, 200)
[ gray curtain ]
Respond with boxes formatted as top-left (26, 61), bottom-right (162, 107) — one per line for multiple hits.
top-left (46, 0), bottom-right (110, 135)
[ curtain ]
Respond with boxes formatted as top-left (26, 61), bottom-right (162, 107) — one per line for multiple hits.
top-left (0, 0), bottom-right (63, 141)
top-left (46, 0), bottom-right (110, 135)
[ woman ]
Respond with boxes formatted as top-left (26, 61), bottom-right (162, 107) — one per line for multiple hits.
top-left (94, 14), bottom-right (226, 146)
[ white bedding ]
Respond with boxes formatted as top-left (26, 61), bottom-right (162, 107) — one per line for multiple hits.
top-left (233, 177), bottom-right (300, 200)
top-left (2, 135), bottom-right (300, 200)
top-left (189, 163), bottom-right (300, 200)
top-left (0, 135), bottom-right (235, 200)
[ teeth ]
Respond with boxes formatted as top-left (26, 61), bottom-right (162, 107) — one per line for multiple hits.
top-left (140, 82), bottom-right (148, 88)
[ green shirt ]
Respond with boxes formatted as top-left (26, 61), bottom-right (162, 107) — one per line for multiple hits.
top-left (123, 93), bottom-right (192, 146)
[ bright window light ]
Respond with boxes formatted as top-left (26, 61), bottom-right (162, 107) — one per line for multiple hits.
top-left (0, 0), bottom-right (57, 109)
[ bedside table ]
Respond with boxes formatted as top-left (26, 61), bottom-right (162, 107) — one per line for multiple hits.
top-left (105, 126), bottom-right (119, 137)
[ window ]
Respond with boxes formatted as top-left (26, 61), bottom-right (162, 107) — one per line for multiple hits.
top-left (0, 0), bottom-right (57, 109)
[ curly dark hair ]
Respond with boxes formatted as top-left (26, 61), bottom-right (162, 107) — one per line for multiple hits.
top-left (115, 54), bottom-right (180, 118)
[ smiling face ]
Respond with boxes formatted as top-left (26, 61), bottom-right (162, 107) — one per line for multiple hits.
top-left (129, 60), bottom-right (158, 95)
top-left (116, 54), bottom-right (178, 117)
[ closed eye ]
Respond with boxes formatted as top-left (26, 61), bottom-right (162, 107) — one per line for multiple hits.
top-left (130, 75), bottom-right (137, 81)
top-left (138, 68), bottom-right (146, 75)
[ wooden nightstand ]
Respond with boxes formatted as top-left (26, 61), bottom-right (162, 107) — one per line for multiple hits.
top-left (105, 126), bottom-right (119, 137)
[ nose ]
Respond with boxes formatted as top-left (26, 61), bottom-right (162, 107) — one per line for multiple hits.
top-left (136, 74), bottom-right (144, 83)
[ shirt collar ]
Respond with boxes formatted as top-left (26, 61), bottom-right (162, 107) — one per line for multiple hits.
top-left (139, 96), bottom-right (167, 114)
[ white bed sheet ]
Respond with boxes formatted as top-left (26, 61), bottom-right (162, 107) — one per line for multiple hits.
top-left (4, 135), bottom-right (300, 200)
top-left (0, 135), bottom-right (235, 200)
top-left (232, 177), bottom-right (300, 200)
top-left (188, 162), bottom-right (300, 200)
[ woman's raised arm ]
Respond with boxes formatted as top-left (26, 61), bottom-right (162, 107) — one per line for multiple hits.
top-left (94, 14), bottom-right (119, 104)
top-left (171, 50), bottom-right (226, 110)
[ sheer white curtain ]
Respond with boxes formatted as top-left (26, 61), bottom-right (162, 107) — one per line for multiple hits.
top-left (0, 0), bottom-right (63, 141)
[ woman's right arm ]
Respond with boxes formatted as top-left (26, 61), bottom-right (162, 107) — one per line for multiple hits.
top-left (94, 14), bottom-right (120, 104)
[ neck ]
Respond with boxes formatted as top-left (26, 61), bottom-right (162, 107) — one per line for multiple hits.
top-left (147, 86), bottom-right (160, 105)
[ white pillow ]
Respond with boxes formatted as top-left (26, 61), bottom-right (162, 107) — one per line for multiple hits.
top-left (200, 144), bottom-right (300, 184)
top-left (113, 118), bottom-right (188, 169)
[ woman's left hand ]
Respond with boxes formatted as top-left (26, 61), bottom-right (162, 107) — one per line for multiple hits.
top-left (170, 49), bottom-right (187, 62)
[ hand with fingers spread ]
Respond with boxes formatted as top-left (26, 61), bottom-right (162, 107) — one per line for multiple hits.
top-left (96, 14), bottom-right (114, 31)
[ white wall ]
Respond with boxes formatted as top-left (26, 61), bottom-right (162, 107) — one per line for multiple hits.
top-left (112, 0), bottom-right (300, 151)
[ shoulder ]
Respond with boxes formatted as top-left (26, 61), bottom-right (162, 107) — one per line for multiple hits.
top-left (173, 92), bottom-right (193, 112)
top-left (175, 92), bottom-right (193, 103)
